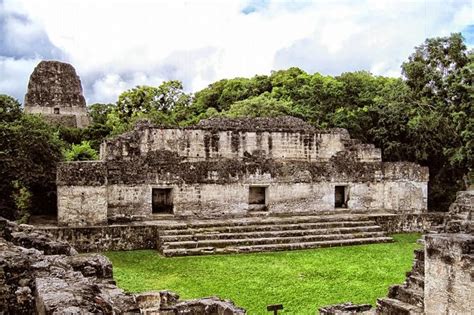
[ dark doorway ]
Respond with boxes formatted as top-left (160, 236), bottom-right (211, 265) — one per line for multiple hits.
top-left (152, 188), bottom-right (173, 214)
top-left (54, 108), bottom-right (60, 114)
top-left (249, 186), bottom-right (267, 211)
top-left (335, 186), bottom-right (347, 208)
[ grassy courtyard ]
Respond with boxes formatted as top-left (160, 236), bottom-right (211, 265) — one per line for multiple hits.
top-left (105, 233), bottom-right (421, 314)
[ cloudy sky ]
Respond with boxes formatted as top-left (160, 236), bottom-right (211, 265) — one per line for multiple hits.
top-left (1, 0), bottom-right (472, 104)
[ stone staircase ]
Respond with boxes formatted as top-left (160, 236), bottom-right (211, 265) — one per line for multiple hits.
top-left (157, 215), bottom-right (393, 257)
top-left (376, 248), bottom-right (425, 314)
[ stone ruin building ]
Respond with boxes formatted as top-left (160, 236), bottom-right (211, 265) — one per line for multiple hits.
top-left (53, 116), bottom-right (430, 256)
top-left (24, 60), bottom-right (90, 128)
top-left (3, 59), bottom-right (471, 314)
top-left (58, 117), bottom-right (428, 224)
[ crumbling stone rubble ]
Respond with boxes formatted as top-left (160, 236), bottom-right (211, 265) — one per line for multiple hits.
top-left (318, 190), bottom-right (473, 315)
top-left (376, 190), bottom-right (473, 315)
top-left (439, 190), bottom-right (473, 234)
top-left (194, 116), bottom-right (321, 132)
top-left (0, 217), bottom-right (246, 314)
top-left (319, 302), bottom-right (372, 314)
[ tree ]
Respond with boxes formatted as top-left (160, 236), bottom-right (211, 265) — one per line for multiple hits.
top-left (400, 33), bottom-right (473, 208)
top-left (0, 94), bottom-right (22, 123)
top-left (105, 109), bottom-right (132, 136)
top-left (193, 79), bottom-right (229, 112)
top-left (224, 93), bottom-right (294, 118)
top-left (89, 103), bottom-right (115, 125)
top-left (269, 67), bottom-right (311, 102)
top-left (402, 33), bottom-right (470, 108)
top-left (116, 85), bottom-right (160, 121)
top-left (193, 75), bottom-right (272, 113)
top-left (444, 51), bottom-right (473, 171)
top-left (0, 114), bottom-right (65, 219)
top-left (155, 80), bottom-right (191, 112)
top-left (116, 81), bottom-right (191, 122)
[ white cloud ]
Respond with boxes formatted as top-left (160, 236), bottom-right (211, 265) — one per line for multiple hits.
top-left (0, 57), bottom-right (41, 104)
top-left (1, 0), bottom-right (472, 104)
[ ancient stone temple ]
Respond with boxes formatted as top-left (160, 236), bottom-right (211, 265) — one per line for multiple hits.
top-left (57, 117), bottom-right (428, 226)
top-left (24, 60), bottom-right (90, 128)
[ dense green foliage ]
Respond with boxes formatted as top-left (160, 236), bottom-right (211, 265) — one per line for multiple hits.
top-left (64, 141), bottom-right (99, 161)
top-left (0, 94), bottom-right (23, 123)
top-left (106, 233), bottom-right (421, 314)
top-left (225, 92), bottom-right (295, 118)
top-left (0, 110), bottom-right (64, 219)
top-left (0, 33), bottom-right (471, 219)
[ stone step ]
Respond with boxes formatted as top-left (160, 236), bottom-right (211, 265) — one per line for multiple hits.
top-left (376, 298), bottom-right (423, 315)
top-left (388, 285), bottom-right (424, 308)
top-left (171, 215), bottom-right (375, 230)
top-left (162, 231), bottom-right (387, 249)
top-left (412, 259), bottom-right (424, 275)
top-left (414, 249), bottom-right (424, 261)
top-left (160, 226), bottom-right (384, 242)
top-left (159, 220), bottom-right (378, 236)
top-left (406, 274), bottom-right (424, 290)
top-left (162, 236), bottom-right (393, 257)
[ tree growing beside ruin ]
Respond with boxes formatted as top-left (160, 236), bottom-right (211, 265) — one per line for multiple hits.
top-left (0, 113), bottom-right (64, 219)
top-left (116, 80), bottom-right (191, 121)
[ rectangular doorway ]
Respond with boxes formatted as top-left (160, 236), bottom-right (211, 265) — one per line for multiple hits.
top-left (335, 186), bottom-right (347, 208)
top-left (152, 188), bottom-right (173, 214)
top-left (249, 186), bottom-right (267, 211)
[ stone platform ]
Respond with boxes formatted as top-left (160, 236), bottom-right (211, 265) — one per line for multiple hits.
top-left (157, 214), bottom-right (392, 256)
top-left (34, 213), bottom-right (402, 256)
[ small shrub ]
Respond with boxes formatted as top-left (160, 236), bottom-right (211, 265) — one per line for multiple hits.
top-left (65, 141), bottom-right (99, 161)
top-left (11, 180), bottom-right (32, 224)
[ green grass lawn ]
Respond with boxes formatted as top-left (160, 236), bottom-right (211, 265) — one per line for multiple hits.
top-left (105, 233), bottom-right (421, 314)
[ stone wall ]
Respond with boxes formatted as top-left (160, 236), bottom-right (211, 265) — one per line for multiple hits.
top-left (57, 161), bottom-right (427, 222)
top-left (370, 213), bottom-right (445, 233)
top-left (57, 185), bottom-right (108, 226)
top-left (37, 113), bottom-right (77, 128)
top-left (101, 161), bottom-right (427, 219)
top-left (26, 107), bottom-right (90, 128)
top-left (100, 118), bottom-right (381, 163)
top-left (424, 233), bottom-right (473, 314)
top-left (57, 161), bottom-right (107, 225)
top-left (36, 224), bottom-right (158, 252)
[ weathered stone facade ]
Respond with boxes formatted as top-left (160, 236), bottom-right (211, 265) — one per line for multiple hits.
top-left (57, 117), bottom-right (428, 226)
top-left (24, 60), bottom-right (90, 128)
top-left (424, 233), bottom-right (473, 314)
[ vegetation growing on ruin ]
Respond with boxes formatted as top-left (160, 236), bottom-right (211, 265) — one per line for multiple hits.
top-left (0, 33), bottom-right (472, 219)
top-left (64, 141), bottom-right (99, 161)
top-left (106, 233), bottom-right (421, 314)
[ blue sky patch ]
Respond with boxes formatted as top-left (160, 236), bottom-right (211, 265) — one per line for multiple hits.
top-left (461, 25), bottom-right (474, 46)
top-left (241, 0), bottom-right (269, 14)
